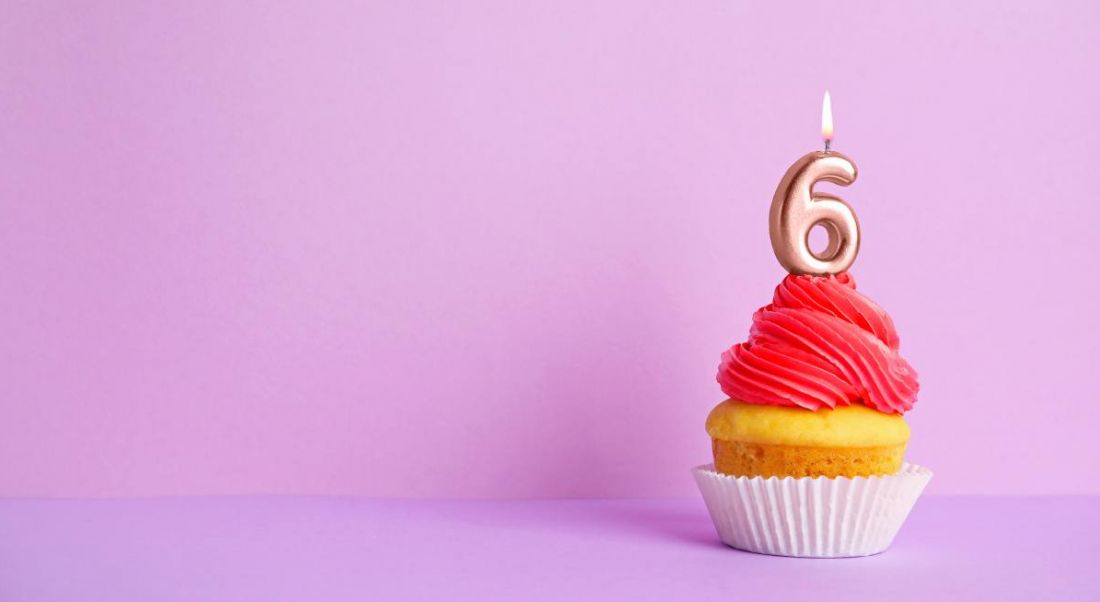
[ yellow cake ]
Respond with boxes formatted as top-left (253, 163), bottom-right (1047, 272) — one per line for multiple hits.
top-left (706, 399), bottom-right (909, 478)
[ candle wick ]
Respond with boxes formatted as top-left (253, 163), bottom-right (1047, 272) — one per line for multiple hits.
top-left (824, 139), bottom-right (831, 152)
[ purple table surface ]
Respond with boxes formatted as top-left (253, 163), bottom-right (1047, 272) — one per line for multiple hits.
top-left (0, 495), bottom-right (1096, 601)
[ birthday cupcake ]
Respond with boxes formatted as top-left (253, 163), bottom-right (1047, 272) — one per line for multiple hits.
top-left (693, 94), bottom-right (932, 558)
top-left (695, 274), bottom-right (932, 558)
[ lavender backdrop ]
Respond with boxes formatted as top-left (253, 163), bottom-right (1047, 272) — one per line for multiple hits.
top-left (2, 1), bottom-right (1098, 497)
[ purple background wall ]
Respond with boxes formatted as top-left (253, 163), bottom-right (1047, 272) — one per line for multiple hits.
top-left (2, 1), bottom-right (1098, 497)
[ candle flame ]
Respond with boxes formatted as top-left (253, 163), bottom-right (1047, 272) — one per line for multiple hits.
top-left (822, 90), bottom-right (834, 144)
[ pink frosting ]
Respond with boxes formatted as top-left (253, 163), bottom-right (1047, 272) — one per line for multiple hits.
top-left (717, 273), bottom-right (919, 414)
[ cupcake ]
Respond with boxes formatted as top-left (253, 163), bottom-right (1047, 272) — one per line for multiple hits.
top-left (694, 273), bottom-right (931, 558)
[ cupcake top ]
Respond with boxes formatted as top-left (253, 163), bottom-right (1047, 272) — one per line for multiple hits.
top-left (717, 272), bottom-right (918, 414)
top-left (706, 400), bottom-right (910, 447)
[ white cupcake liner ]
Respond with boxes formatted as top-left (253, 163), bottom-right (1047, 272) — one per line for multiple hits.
top-left (693, 462), bottom-right (932, 558)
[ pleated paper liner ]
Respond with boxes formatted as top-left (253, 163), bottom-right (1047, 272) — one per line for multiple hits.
top-left (693, 462), bottom-right (932, 558)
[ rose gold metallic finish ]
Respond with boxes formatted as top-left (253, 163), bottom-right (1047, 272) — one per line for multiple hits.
top-left (769, 151), bottom-right (860, 275)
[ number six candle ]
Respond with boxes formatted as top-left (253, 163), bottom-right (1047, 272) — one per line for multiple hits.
top-left (769, 91), bottom-right (860, 275)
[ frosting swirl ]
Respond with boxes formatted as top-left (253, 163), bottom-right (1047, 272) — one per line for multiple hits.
top-left (717, 273), bottom-right (918, 414)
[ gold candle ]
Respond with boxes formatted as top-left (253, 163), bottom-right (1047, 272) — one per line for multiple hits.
top-left (769, 91), bottom-right (861, 275)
